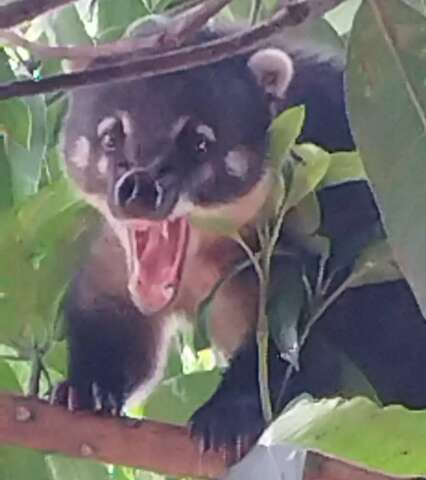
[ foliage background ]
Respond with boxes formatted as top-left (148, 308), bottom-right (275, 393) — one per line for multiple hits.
top-left (1, 0), bottom-right (426, 478)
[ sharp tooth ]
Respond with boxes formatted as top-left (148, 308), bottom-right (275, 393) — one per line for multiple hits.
top-left (161, 222), bottom-right (169, 240)
top-left (127, 229), bottom-right (138, 276)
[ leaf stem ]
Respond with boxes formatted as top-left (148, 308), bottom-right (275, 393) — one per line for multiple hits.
top-left (250, 0), bottom-right (263, 24)
top-left (236, 235), bottom-right (273, 422)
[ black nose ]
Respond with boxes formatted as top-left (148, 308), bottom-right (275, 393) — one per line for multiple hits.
top-left (114, 169), bottom-right (178, 219)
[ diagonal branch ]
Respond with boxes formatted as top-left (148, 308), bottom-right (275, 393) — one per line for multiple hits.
top-left (0, 392), bottom-right (421, 480)
top-left (0, 0), bottom-right (75, 29)
top-left (0, 3), bottom-right (309, 100)
top-left (0, 0), bottom-right (232, 60)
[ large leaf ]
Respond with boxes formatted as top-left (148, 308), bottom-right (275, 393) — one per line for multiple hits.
top-left (263, 396), bottom-right (426, 475)
top-left (47, 455), bottom-right (110, 480)
top-left (8, 96), bottom-right (47, 201)
top-left (0, 358), bottom-right (22, 392)
top-left (325, 0), bottom-right (362, 35)
top-left (47, 4), bottom-right (92, 46)
top-left (0, 180), bottom-right (98, 345)
top-left (143, 370), bottom-right (221, 424)
top-left (0, 140), bottom-right (13, 211)
top-left (0, 52), bottom-right (15, 211)
top-left (0, 99), bottom-right (31, 148)
top-left (0, 447), bottom-right (50, 480)
top-left (347, 0), bottom-right (426, 316)
top-left (97, 0), bottom-right (149, 39)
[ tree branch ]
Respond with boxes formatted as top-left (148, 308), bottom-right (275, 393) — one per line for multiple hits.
top-left (0, 0), bottom-right (232, 60)
top-left (0, 0), bottom-right (75, 28)
top-left (0, 3), bottom-right (309, 100)
top-left (0, 392), bottom-right (422, 480)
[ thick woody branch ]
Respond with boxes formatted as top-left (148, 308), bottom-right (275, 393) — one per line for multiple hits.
top-left (0, 4), bottom-right (309, 100)
top-left (0, 0), bottom-right (74, 28)
top-left (2, 393), bottom-right (225, 478)
top-left (0, 392), bottom-right (422, 480)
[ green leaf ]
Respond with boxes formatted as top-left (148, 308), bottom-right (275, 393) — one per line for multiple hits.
top-left (268, 263), bottom-right (304, 369)
top-left (98, 0), bottom-right (149, 38)
top-left (0, 447), bottom-right (50, 480)
top-left (0, 99), bottom-right (31, 148)
top-left (0, 180), bottom-right (98, 345)
top-left (402, 0), bottom-right (426, 15)
top-left (0, 140), bottom-right (13, 211)
top-left (283, 192), bottom-right (321, 239)
top-left (325, 0), bottom-right (362, 35)
top-left (0, 53), bottom-right (14, 211)
top-left (47, 455), bottom-right (110, 480)
top-left (6, 96), bottom-right (47, 202)
top-left (144, 370), bottom-right (221, 424)
top-left (269, 106), bottom-right (305, 171)
top-left (47, 95), bottom-right (68, 149)
top-left (284, 144), bottom-right (330, 212)
top-left (319, 151), bottom-right (367, 188)
top-left (0, 51), bottom-right (13, 81)
top-left (48, 4), bottom-right (92, 46)
top-left (0, 358), bottom-right (22, 392)
top-left (264, 396), bottom-right (426, 475)
top-left (347, 0), bottom-right (426, 316)
top-left (44, 340), bottom-right (68, 376)
top-left (349, 239), bottom-right (403, 288)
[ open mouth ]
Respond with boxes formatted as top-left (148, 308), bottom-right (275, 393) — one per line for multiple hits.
top-left (127, 217), bottom-right (190, 314)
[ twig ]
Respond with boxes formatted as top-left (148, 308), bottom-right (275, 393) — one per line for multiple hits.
top-left (236, 235), bottom-right (273, 423)
top-left (250, 0), bottom-right (263, 24)
top-left (276, 0), bottom-right (346, 19)
top-left (0, 392), bottom-right (421, 480)
top-left (0, 0), bottom-right (74, 29)
top-left (277, 267), bottom-right (369, 408)
top-left (0, 3), bottom-right (310, 100)
top-left (0, 0), bottom-right (232, 60)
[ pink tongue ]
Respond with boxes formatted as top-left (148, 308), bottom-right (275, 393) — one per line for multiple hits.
top-left (140, 225), bottom-right (176, 284)
top-left (131, 219), bottom-right (187, 313)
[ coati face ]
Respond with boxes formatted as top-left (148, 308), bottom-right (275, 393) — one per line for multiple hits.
top-left (64, 47), bottom-right (293, 314)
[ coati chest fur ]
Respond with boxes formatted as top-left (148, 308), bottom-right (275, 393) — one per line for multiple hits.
top-left (58, 21), bottom-right (426, 452)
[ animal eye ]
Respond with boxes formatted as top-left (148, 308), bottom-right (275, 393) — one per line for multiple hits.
top-left (101, 133), bottom-right (117, 152)
top-left (195, 124), bottom-right (216, 154)
top-left (195, 133), bottom-right (209, 154)
top-left (176, 121), bottom-right (216, 157)
top-left (97, 117), bottom-right (125, 153)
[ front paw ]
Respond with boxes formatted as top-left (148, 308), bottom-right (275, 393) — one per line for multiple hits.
top-left (190, 393), bottom-right (266, 459)
top-left (50, 380), bottom-right (124, 415)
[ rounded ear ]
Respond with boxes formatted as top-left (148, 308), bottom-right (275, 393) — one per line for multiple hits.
top-left (247, 48), bottom-right (294, 99)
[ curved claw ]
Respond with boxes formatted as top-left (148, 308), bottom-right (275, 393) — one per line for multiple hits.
top-left (189, 394), bottom-right (265, 462)
top-left (49, 380), bottom-right (123, 416)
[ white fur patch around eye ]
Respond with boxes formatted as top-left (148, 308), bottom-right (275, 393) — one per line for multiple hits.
top-left (97, 116), bottom-right (118, 138)
top-left (97, 155), bottom-right (108, 176)
top-left (196, 124), bottom-right (216, 142)
top-left (69, 136), bottom-right (91, 169)
top-left (224, 150), bottom-right (249, 179)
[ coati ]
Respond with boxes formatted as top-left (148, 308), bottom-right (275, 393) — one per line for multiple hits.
top-left (57, 20), bottom-right (426, 452)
